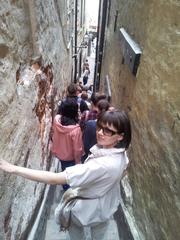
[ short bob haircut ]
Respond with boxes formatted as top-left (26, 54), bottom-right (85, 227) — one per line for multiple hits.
top-left (97, 110), bottom-right (131, 149)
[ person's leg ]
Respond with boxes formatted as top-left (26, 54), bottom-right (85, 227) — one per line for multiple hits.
top-left (60, 160), bottom-right (75, 190)
top-left (83, 76), bottom-right (88, 85)
top-left (60, 160), bottom-right (75, 171)
top-left (85, 77), bottom-right (88, 85)
top-left (83, 76), bottom-right (86, 85)
top-left (91, 221), bottom-right (110, 240)
top-left (68, 221), bottom-right (86, 240)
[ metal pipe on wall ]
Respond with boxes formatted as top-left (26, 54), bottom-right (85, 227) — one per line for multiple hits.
top-left (93, 0), bottom-right (108, 92)
top-left (74, 0), bottom-right (78, 83)
top-left (93, 0), bottom-right (102, 92)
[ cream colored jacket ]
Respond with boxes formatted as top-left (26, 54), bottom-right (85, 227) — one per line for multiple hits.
top-left (65, 145), bottom-right (129, 226)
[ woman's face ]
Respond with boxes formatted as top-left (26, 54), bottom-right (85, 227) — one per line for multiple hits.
top-left (96, 122), bottom-right (123, 148)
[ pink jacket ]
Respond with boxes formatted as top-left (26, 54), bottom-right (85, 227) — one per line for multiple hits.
top-left (51, 115), bottom-right (83, 164)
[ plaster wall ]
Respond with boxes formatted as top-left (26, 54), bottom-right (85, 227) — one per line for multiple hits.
top-left (100, 0), bottom-right (180, 239)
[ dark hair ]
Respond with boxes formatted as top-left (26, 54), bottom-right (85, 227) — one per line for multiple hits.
top-left (67, 83), bottom-right (77, 96)
top-left (89, 85), bottom-right (93, 91)
top-left (97, 110), bottom-right (131, 149)
top-left (90, 93), bottom-right (107, 106)
top-left (81, 92), bottom-right (88, 101)
top-left (80, 99), bottom-right (89, 112)
top-left (97, 99), bottom-right (110, 113)
top-left (60, 99), bottom-right (78, 125)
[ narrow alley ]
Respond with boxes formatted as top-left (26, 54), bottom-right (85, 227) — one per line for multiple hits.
top-left (44, 50), bottom-right (119, 240)
top-left (0, 1), bottom-right (179, 240)
top-left (26, 49), bottom-right (121, 240)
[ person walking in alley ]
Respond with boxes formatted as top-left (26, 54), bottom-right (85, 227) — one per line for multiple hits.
top-left (58, 83), bottom-right (89, 119)
top-left (80, 92), bottom-right (107, 130)
top-left (82, 66), bottom-right (90, 85)
top-left (0, 110), bottom-right (131, 240)
top-left (51, 98), bottom-right (83, 190)
top-left (82, 59), bottom-right (89, 73)
top-left (58, 83), bottom-right (88, 117)
top-left (81, 99), bottom-right (111, 163)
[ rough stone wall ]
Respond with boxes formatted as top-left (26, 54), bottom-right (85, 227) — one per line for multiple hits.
top-left (0, 0), bottom-right (72, 239)
top-left (100, 0), bottom-right (180, 239)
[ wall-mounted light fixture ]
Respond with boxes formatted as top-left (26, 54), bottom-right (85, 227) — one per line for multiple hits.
top-left (73, 34), bottom-right (89, 51)
top-left (84, 33), bottom-right (89, 45)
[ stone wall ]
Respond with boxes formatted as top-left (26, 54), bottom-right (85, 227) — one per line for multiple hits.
top-left (0, 0), bottom-right (73, 239)
top-left (100, 0), bottom-right (180, 239)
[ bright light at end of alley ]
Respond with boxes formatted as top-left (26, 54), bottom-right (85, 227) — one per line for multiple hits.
top-left (86, 0), bottom-right (99, 28)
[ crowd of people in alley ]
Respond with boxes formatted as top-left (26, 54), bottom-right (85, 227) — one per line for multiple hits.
top-left (0, 81), bottom-right (131, 239)
top-left (51, 82), bottom-right (115, 185)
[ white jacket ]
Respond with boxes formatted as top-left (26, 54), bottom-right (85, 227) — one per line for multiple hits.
top-left (65, 145), bottom-right (129, 226)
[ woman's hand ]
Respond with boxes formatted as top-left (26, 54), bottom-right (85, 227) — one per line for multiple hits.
top-left (0, 160), bottom-right (15, 173)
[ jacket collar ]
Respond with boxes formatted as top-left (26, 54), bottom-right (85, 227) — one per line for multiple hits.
top-left (89, 144), bottom-right (125, 158)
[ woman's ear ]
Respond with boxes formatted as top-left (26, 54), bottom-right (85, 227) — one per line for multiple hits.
top-left (118, 133), bottom-right (124, 141)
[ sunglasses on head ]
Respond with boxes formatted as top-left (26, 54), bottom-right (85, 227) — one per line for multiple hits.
top-left (96, 123), bottom-right (118, 136)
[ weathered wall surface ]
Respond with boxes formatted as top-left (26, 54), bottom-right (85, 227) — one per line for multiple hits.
top-left (0, 0), bottom-right (72, 239)
top-left (100, 0), bottom-right (180, 239)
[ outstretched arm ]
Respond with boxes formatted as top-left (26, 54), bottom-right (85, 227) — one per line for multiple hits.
top-left (0, 160), bottom-right (67, 185)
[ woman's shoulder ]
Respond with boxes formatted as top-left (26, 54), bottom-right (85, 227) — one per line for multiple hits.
top-left (88, 148), bottom-right (128, 171)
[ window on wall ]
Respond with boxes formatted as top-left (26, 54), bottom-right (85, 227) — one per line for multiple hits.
top-left (80, 0), bottom-right (85, 28)
top-left (77, 0), bottom-right (80, 31)
top-left (80, 0), bottom-right (83, 27)
top-left (76, 0), bottom-right (85, 35)
top-left (107, 0), bottom-right (111, 27)
top-left (66, 0), bottom-right (74, 46)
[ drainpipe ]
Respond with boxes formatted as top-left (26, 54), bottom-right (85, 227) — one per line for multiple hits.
top-left (74, 0), bottom-right (78, 83)
top-left (28, 0), bottom-right (38, 54)
top-left (94, 0), bottom-right (108, 92)
top-left (93, 0), bottom-right (101, 92)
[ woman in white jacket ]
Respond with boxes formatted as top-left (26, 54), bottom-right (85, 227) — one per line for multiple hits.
top-left (0, 110), bottom-right (131, 240)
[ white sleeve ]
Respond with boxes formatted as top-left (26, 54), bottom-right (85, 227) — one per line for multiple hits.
top-left (65, 160), bottom-right (109, 188)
